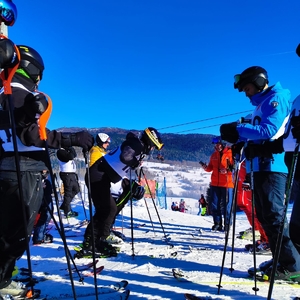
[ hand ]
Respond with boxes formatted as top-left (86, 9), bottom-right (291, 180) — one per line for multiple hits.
top-left (23, 93), bottom-right (48, 119)
top-left (220, 122), bottom-right (239, 143)
top-left (199, 161), bottom-right (207, 168)
top-left (242, 180), bottom-right (251, 191)
top-left (291, 116), bottom-right (300, 141)
top-left (132, 184), bottom-right (145, 200)
top-left (231, 141), bottom-right (245, 157)
top-left (244, 143), bottom-right (273, 160)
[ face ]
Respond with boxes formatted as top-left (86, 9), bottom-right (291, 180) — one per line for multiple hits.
top-left (103, 140), bottom-right (110, 149)
top-left (215, 143), bottom-right (223, 152)
top-left (242, 83), bottom-right (259, 98)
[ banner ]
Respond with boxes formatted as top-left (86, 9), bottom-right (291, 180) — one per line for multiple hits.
top-left (139, 178), bottom-right (156, 199)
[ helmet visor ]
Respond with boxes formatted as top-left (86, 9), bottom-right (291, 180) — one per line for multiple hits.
top-left (0, 0), bottom-right (17, 26)
top-left (145, 128), bottom-right (164, 150)
top-left (233, 74), bottom-right (241, 90)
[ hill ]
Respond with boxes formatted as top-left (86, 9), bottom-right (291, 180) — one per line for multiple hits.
top-left (58, 127), bottom-right (217, 163)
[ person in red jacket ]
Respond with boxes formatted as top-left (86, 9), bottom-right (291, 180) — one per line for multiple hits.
top-left (200, 137), bottom-right (234, 231)
top-left (236, 161), bottom-right (269, 253)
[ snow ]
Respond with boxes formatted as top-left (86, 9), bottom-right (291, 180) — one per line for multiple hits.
top-left (16, 162), bottom-right (299, 300)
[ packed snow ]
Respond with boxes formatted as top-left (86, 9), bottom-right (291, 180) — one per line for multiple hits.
top-left (15, 161), bottom-right (299, 300)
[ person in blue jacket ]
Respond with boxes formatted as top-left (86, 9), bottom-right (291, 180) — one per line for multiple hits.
top-left (220, 66), bottom-right (300, 282)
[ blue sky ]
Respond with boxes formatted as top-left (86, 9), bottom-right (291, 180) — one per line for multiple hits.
top-left (8, 0), bottom-right (300, 135)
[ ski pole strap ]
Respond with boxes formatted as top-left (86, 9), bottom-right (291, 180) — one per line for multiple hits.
top-left (37, 91), bottom-right (52, 141)
top-left (0, 35), bottom-right (20, 95)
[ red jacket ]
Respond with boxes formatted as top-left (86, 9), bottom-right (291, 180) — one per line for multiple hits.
top-left (204, 146), bottom-right (234, 188)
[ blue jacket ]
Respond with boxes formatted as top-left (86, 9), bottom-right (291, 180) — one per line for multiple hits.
top-left (237, 82), bottom-right (291, 173)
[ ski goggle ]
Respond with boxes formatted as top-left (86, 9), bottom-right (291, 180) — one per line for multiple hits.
top-left (145, 128), bottom-right (164, 150)
top-left (0, 0), bottom-right (17, 26)
top-left (212, 137), bottom-right (222, 144)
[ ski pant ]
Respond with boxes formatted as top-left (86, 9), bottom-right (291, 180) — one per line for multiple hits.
top-left (290, 178), bottom-right (300, 254)
top-left (253, 171), bottom-right (300, 272)
top-left (32, 180), bottom-right (53, 243)
top-left (0, 170), bottom-right (43, 287)
top-left (210, 186), bottom-right (233, 227)
top-left (236, 184), bottom-right (268, 243)
top-left (59, 172), bottom-right (80, 214)
top-left (84, 172), bottom-right (117, 241)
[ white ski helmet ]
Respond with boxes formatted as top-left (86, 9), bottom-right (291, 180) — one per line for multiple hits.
top-left (96, 133), bottom-right (110, 146)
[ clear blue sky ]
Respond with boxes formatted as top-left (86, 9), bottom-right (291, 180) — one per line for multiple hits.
top-left (8, 0), bottom-right (300, 135)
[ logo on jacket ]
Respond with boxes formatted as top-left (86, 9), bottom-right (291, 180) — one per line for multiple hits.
top-left (271, 101), bottom-right (279, 108)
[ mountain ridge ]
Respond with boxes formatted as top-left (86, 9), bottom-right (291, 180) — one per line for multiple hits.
top-left (57, 127), bottom-right (217, 163)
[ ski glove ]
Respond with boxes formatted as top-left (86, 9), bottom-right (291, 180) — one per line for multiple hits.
top-left (61, 131), bottom-right (94, 152)
top-left (231, 141), bottom-right (245, 157)
top-left (23, 93), bottom-right (48, 119)
top-left (291, 116), bottom-right (300, 141)
top-left (220, 122), bottom-right (239, 144)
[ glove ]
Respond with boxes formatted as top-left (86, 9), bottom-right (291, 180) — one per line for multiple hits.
top-left (23, 93), bottom-right (48, 119)
top-left (132, 184), bottom-right (145, 200)
top-left (61, 131), bottom-right (94, 152)
top-left (291, 116), bottom-right (300, 141)
top-left (231, 141), bottom-right (245, 157)
top-left (220, 122), bottom-right (239, 144)
top-left (242, 174), bottom-right (251, 191)
top-left (244, 138), bottom-right (284, 160)
top-left (199, 161), bottom-right (207, 168)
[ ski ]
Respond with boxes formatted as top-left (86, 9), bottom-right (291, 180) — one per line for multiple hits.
top-left (184, 294), bottom-right (214, 300)
top-left (63, 259), bottom-right (99, 272)
top-left (54, 280), bottom-right (129, 299)
top-left (71, 266), bottom-right (104, 277)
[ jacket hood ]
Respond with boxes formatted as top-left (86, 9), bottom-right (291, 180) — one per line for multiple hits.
top-left (250, 82), bottom-right (290, 106)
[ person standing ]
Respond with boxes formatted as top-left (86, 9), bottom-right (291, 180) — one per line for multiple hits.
top-left (0, 44), bottom-right (94, 298)
top-left (198, 194), bottom-right (207, 216)
top-left (220, 66), bottom-right (300, 281)
top-left (200, 137), bottom-right (234, 231)
top-left (57, 147), bottom-right (80, 217)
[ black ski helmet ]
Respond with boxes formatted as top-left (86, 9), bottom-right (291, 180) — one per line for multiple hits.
top-left (234, 66), bottom-right (268, 92)
top-left (141, 127), bottom-right (164, 154)
top-left (17, 45), bottom-right (44, 83)
top-left (0, 0), bottom-right (17, 26)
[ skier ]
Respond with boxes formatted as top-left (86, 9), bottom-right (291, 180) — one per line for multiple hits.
top-left (77, 127), bottom-right (164, 258)
top-left (57, 146), bottom-right (80, 218)
top-left (198, 194), bottom-right (207, 216)
top-left (200, 137), bottom-right (234, 231)
top-left (179, 199), bottom-right (186, 213)
top-left (32, 170), bottom-right (53, 245)
top-left (0, 44), bottom-right (94, 297)
top-left (236, 161), bottom-right (269, 253)
top-left (220, 66), bottom-right (300, 281)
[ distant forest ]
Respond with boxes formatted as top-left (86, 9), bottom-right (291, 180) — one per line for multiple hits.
top-left (58, 127), bottom-right (218, 163)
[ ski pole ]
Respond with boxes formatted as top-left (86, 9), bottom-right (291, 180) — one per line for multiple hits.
top-left (83, 151), bottom-right (99, 300)
top-left (229, 156), bottom-right (245, 272)
top-left (267, 138), bottom-right (300, 300)
top-left (129, 169), bottom-right (136, 258)
top-left (136, 168), bottom-right (156, 236)
top-left (38, 92), bottom-right (78, 299)
top-left (140, 167), bottom-right (171, 245)
top-left (217, 154), bottom-right (243, 294)
top-left (249, 158), bottom-right (259, 294)
top-left (76, 173), bottom-right (88, 220)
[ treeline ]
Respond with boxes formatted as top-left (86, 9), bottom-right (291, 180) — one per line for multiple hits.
top-left (57, 127), bottom-right (217, 163)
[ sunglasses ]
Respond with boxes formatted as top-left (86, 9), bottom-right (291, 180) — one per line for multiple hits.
top-left (0, 0), bottom-right (17, 26)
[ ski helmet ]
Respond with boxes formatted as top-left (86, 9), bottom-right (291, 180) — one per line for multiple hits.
top-left (141, 127), bottom-right (164, 154)
top-left (96, 133), bottom-right (110, 146)
top-left (0, 0), bottom-right (17, 26)
top-left (234, 66), bottom-right (268, 92)
top-left (17, 45), bottom-right (44, 83)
